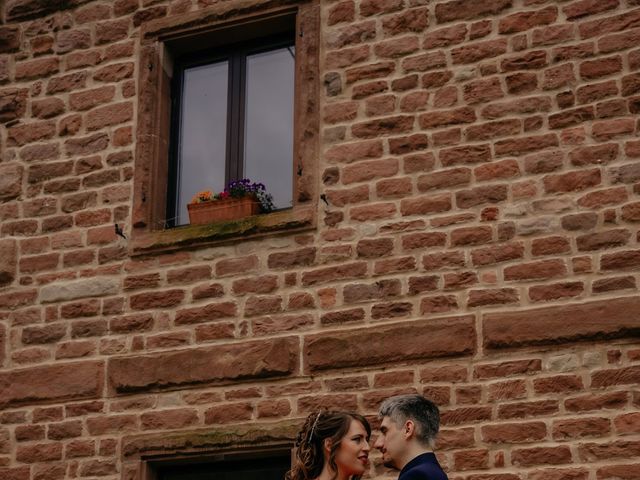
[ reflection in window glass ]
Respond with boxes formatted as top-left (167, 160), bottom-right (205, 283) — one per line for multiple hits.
top-left (177, 61), bottom-right (228, 225)
top-left (244, 47), bottom-right (295, 210)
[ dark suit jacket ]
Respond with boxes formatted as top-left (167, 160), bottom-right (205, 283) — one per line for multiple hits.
top-left (398, 453), bottom-right (448, 480)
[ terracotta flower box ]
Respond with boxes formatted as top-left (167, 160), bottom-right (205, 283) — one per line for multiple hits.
top-left (187, 196), bottom-right (260, 225)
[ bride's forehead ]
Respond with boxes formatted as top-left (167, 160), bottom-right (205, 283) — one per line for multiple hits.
top-left (346, 418), bottom-right (368, 434)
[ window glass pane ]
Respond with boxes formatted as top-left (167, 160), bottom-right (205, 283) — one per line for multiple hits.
top-left (177, 61), bottom-right (228, 225)
top-left (244, 46), bottom-right (295, 210)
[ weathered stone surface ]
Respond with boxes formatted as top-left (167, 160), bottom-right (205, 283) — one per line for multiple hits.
top-left (0, 324), bottom-right (5, 367)
top-left (174, 301), bottom-right (237, 325)
top-left (0, 163), bottom-right (23, 201)
top-left (40, 277), bottom-right (119, 303)
top-left (64, 133), bottom-right (109, 156)
top-left (7, 121), bottom-right (56, 147)
top-left (47, 71), bottom-right (87, 94)
top-left (0, 26), bottom-right (21, 53)
top-left (122, 421), bottom-right (300, 458)
top-left (108, 337), bottom-right (299, 394)
top-left (304, 315), bottom-right (475, 372)
top-left (0, 57), bottom-right (9, 84)
top-left (267, 248), bottom-right (316, 269)
top-left (435, 0), bottom-right (512, 23)
top-left (0, 88), bottom-right (28, 123)
top-left (484, 297), bottom-right (640, 350)
top-left (0, 361), bottom-right (103, 408)
top-left (6, 0), bottom-right (92, 21)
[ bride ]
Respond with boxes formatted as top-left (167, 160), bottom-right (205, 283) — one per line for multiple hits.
top-left (286, 410), bottom-right (372, 480)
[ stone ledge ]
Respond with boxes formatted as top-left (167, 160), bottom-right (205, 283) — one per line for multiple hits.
top-left (107, 337), bottom-right (299, 395)
top-left (141, 0), bottom-right (299, 41)
top-left (130, 206), bottom-right (316, 257)
top-left (483, 296), bottom-right (640, 350)
top-left (122, 420), bottom-right (299, 458)
top-left (0, 361), bottom-right (104, 409)
top-left (304, 315), bottom-right (476, 373)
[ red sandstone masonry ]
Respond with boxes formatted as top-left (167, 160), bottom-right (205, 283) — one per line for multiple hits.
top-left (1, 0), bottom-right (640, 479)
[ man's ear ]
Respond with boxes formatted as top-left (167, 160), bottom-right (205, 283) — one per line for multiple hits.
top-left (403, 420), bottom-right (416, 439)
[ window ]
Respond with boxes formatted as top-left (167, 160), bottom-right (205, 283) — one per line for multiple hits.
top-left (168, 33), bottom-right (296, 226)
top-left (132, 2), bottom-right (319, 252)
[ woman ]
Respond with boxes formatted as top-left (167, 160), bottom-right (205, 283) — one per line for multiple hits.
top-left (286, 410), bottom-right (371, 480)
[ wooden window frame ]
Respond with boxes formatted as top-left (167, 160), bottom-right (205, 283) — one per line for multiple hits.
top-left (131, 0), bottom-right (319, 255)
top-left (166, 33), bottom-right (296, 227)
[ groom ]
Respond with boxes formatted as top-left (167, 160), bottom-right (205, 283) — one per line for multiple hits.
top-left (374, 394), bottom-right (448, 480)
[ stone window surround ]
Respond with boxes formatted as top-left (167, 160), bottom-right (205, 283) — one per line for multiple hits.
top-left (123, 421), bottom-right (298, 480)
top-left (131, 0), bottom-right (320, 256)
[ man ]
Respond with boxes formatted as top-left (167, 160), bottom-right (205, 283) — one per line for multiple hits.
top-left (374, 394), bottom-right (448, 480)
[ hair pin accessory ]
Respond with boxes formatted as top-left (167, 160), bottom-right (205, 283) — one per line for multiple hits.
top-left (309, 411), bottom-right (322, 442)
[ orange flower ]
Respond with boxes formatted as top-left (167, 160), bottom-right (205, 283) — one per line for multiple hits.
top-left (190, 190), bottom-right (215, 204)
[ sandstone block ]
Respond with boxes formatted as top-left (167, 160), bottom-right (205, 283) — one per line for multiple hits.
top-left (304, 315), bottom-right (475, 372)
top-left (64, 133), bottom-right (109, 156)
top-left (327, 21), bottom-right (376, 50)
top-left (0, 88), bottom-right (28, 123)
top-left (95, 19), bottom-right (130, 45)
top-left (267, 248), bottom-right (316, 269)
top-left (511, 445), bottom-right (572, 467)
top-left (343, 158), bottom-right (398, 184)
top-left (56, 28), bottom-right (91, 54)
top-left (452, 39), bottom-right (508, 65)
top-left (6, 0), bottom-right (91, 21)
top-left (15, 57), bottom-right (59, 80)
top-left (435, 0), bottom-right (511, 23)
top-left (93, 62), bottom-right (134, 82)
top-left (382, 7), bottom-right (429, 35)
top-left (0, 361), bottom-right (103, 408)
top-left (108, 337), bottom-right (299, 394)
top-left (498, 6), bottom-right (557, 34)
top-left (419, 106), bottom-right (475, 129)
top-left (484, 296), bottom-right (640, 350)
top-left (564, 0), bottom-right (618, 20)
top-left (0, 26), bottom-right (21, 53)
top-left (7, 121), bottom-right (56, 147)
top-left (40, 277), bottom-right (119, 303)
top-left (0, 163), bottom-right (23, 201)
top-left (140, 409), bottom-right (198, 430)
top-left (47, 72), bottom-right (87, 94)
top-left (86, 102), bottom-right (133, 131)
top-left (0, 324), bottom-right (5, 367)
top-left (544, 168), bottom-right (601, 193)
top-left (0, 57), bottom-right (9, 84)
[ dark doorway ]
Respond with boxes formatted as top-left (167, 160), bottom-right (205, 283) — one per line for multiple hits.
top-left (157, 451), bottom-right (290, 480)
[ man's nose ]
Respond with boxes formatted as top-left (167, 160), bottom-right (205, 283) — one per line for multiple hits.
top-left (373, 436), bottom-right (383, 449)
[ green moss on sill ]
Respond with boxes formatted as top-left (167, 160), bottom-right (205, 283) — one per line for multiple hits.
top-left (131, 206), bottom-right (316, 256)
top-left (122, 420), bottom-right (300, 457)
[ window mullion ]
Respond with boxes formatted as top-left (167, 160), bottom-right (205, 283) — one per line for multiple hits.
top-left (227, 51), bottom-right (246, 183)
top-left (225, 55), bottom-right (236, 185)
top-left (166, 68), bottom-right (185, 228)
top-left (237, 51), bottom-right (247, 180)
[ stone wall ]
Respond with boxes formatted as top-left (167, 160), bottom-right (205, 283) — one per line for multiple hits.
top-left (1, 0), bottom-right (640, 479)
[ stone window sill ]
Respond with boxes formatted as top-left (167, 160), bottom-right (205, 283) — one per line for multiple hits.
top-left (130, 205), bottom-right (316, 256)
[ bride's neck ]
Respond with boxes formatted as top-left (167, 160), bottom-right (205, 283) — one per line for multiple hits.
top-left (316, 464), bottom-right (348, 480)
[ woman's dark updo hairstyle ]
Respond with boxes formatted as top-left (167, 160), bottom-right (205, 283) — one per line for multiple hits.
top-left (285, 410), bottom-right (371, 480)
